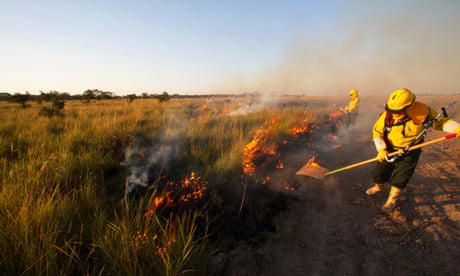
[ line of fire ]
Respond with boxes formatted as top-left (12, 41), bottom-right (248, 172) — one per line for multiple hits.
top-left (120, 98), bottom-right (347, 224)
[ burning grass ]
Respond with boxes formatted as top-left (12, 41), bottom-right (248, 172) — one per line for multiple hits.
top-left (0, 95), bottom-right (346, 274)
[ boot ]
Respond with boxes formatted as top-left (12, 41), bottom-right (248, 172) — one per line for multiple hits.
top-left (365, 183), bottom-right (383, 195)
top-left (381, 186), bottom-right (401, 213)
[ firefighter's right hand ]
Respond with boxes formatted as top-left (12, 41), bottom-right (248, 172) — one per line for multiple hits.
top-left (376, 149), bottom-right (388, 162)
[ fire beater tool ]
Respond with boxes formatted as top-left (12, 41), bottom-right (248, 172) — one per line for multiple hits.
top-left (298, 100), bottom-right (457, 179)
top-left (296, 133), bottom-right (459, 179)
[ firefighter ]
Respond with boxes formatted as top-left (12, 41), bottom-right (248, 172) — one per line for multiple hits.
top-left (366, 88), bottom-right (460, 213)
top-left (343, 88), bottom-right (360, 129)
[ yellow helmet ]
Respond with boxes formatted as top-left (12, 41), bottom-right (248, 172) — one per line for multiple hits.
top-left (349, 88), bottom-right (358, 96)
top-left (385, 88), bottom-right (415, 112)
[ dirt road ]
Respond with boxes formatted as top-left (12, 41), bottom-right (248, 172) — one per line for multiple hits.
top-left (215, 95), bottom-right (460, 275)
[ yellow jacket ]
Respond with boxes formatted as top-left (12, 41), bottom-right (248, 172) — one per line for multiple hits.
top-left (373, 101), bottom-right (460, 150)
top-left (345, 95), bottom-right (359, 112)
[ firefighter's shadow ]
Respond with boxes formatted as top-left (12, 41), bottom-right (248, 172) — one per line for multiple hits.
top-left (397, 173), bottom-right (460, 237)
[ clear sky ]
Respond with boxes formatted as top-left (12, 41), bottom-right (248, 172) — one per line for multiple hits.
top-left (1, 0), bottom-right (460, 96)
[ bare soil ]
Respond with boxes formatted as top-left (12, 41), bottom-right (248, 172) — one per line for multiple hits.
top-left (212, 95), bottom-right (460, 275)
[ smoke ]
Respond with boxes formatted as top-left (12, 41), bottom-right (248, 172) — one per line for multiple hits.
top-left (214, 1), bottom-right (460, 96)
top-left (227, 94), bottom-right (280, 116)
top-left (120, 116), bottom-right (189, 201)
top-left (119, 138), bottom-right (174, 201)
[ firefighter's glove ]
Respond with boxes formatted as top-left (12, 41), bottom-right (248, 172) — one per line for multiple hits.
top-left (376, 149), bottom-right (388, 162)
top-left (456, 126), bottom-right (460, 137)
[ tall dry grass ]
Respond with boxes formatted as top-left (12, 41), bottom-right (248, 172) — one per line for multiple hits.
top-left (0, 96), bottom-right (335, 275)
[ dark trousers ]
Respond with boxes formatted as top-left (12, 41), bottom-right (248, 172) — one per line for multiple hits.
top-left (345, 111), bottom-right (358, 129)
top-left (372, 148), bottom-right (422, 190)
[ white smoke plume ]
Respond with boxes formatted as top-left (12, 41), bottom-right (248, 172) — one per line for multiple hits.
top-left (228, 94), bottom-right (280, 116)
top-left (119, 138), bottom-right (175, 202)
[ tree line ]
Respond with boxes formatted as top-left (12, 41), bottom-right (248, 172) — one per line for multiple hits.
top-left (0, 90), bottom-right (176, 107)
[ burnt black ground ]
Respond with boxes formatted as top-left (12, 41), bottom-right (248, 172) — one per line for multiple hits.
top-left (209, 95), bottom-right (460, 275)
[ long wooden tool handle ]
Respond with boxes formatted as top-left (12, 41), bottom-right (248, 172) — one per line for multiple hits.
top-left (324, 133), bottom-right (458, 176)
top-left (405, 133), bottom-right (457, 151)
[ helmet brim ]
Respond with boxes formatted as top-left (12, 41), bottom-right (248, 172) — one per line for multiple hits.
top-left (385, 104), bottom-right (407, 114)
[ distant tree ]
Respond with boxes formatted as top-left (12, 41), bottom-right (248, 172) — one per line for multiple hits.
top-left (38, 91), bottom-right (66, 117)
top-left (0, 92), bottom-right (11, 101)
top-left (126, 94), bottom-right (137, 102)
top-left (36, 91), bottom-right (44, 105)
top-left (59, 92), bottom-right (72, 100)
top-left (40, 91), bottom-right (53, 102)
top-left (81, 89), bottom-right (96, 103)
top-left (39, 98), bottom-right (65, 117)
top-left (39, 91), bottom-right (64, 103)
top-left (81, 89), bottom-right (114, 102)
top-left (157, 91), bottom-right (170, 102)
top-left (52, 98), bottom-right (65, 110)
top-left (12, 92), bottom-right (31, 108)
top-left (97, 91), bottom-right (114, 100)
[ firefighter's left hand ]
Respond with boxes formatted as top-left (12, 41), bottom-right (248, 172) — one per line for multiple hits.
top-left (376, 149), bottom-right (388, 162)
top-left (456, 126), bottom-right (460, 137)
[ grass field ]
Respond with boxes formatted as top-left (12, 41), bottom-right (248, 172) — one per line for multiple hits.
top-left (0, 93), bottom-right (458, 275)
top-left (0, 95), bottom-right (346, 275)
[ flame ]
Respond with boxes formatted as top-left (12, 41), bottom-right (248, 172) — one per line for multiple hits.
top-left (262, 176), bottom-right (270, 185)
top-left (328, 134), bottom-right (339, 141)
top-left (328, 109), bottom-right (344, 120)
top-left (241, 104), bottom-right (345, 191)
top-left (144, 172), bottom-right (207, 216)
top-left (290, 112), bottom-right (311, 136)
top-left (327, 106), bottom-right (346, 129)
top-left (139, 172), bottom-right (204, 256)
top-left (242, 138), bottom-right (261, 175)
top-left (307, 155), bottom-right (322, 167)
top-left (276, 160), bottom-right (284, 169)
top-left (242, 116), bottom-right (280, 176)
top-left (282, 180), bottom-right (296, 191)
top-left (290, 125), bottom-right (309, 136)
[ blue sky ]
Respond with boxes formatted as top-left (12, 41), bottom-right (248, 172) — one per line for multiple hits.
top-left (1, 0), bottom-right (459, 95)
